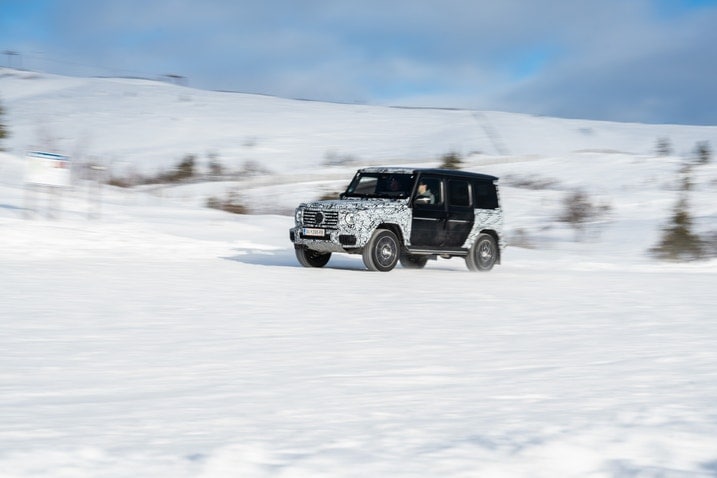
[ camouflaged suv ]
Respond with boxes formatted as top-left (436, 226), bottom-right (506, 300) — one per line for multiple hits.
top-left (289, 167), bottom-right (503, 272)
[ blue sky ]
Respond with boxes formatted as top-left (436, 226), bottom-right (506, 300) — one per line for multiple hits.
top-left (1, 0), bottom-right (717, 125)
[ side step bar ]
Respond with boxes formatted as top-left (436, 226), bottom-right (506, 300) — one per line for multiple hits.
top-left (405, 247), bottom-right (469, 257)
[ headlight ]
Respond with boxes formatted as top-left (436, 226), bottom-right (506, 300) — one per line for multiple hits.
top-left (341, 212), bottom-right (355, 226)
top-left (295, 208), bottom-right (303, 225)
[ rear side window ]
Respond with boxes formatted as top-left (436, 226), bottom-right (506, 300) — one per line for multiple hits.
top-left (474, 181), bottom-right (499, 209)
top-left (448, 180), bottom-right (471, 207)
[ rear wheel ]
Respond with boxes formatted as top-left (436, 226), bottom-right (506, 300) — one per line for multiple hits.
top-left (399, 253), bottom-right (428, 269)
top-left (466, 233), bottom-right (497, 271)
top-left (295, 246), bottom-right (331, 268)
top-left (362, 229), bottom-right (400, 272)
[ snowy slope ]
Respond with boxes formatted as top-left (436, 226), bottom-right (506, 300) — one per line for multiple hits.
top-left (1, 69), bottom-right (717, 477)
top-left (3, 67), bottom-right (717, 169)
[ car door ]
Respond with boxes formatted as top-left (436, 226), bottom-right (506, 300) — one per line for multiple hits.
top-left (444, 179), bottom-right (474, 247)
top-left (410, 175), bottom-right (445, 247)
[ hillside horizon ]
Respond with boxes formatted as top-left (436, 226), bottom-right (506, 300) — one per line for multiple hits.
top-left (2, 67), bottom-right (716, 175)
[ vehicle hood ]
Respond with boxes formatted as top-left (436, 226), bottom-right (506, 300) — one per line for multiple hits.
top-left (299, 198), bottom-right (409, 212)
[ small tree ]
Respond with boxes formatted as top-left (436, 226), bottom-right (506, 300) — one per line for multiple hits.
top-left (650, 196), bottom-right (705, 261)
top-left (175, 154), bottom-right (195, 180)
top-left (705, 231), bottom-right (717, 258)
top-left (0, 96), bottom-right (9, 150)
top-left (651, 168), bottom-right (704, 261)
top-left (440, 151), bottom-right (463, 170)
top-left (207, 152), bottom-right (223, 177)
top-left (656, 136), bottom-right (673, 156)
top-left (694, 141), bottom-right (712, 164)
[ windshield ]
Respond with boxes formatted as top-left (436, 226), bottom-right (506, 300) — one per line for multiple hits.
top-left (344, 172), bottom-right (415, 199)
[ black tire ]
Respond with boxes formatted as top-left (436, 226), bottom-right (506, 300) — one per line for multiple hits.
top-left (362, 229), bottom-right (400, 272)
top-left (466, 233), bottom-right (498, 271)
top-left (399, 253), bottom-right (428, 269)
top-left (295, 246), bottom-right (331, 268)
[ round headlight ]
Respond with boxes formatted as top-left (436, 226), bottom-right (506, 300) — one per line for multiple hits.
top-left (340, 212), bottom-right (354, 226)
top-left (295, 208), bottom-right (303, 225)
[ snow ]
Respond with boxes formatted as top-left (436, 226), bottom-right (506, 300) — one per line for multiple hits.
top-left (1, 68), bottom-right (717, 477)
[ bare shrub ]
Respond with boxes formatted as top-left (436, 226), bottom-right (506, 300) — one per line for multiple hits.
top-left (241, 160), bottom-right (271, 176)
top-left (509, 228), bottom-right (535, 249)
top-left (164, 154), bottom-right (196, 182)
top-left (324, 150), bottom-right (357, 166)
top-left (206, 189), bottom-right (248, 215)
top-left (106, 154), bottom-right (200, 186)
top-left (694, 141), bottom-right (712, 164)
top-left (705, 231), bottom-right (717, 258)
top-left (207, 151), bottom-right (223, 177)
top-left (318, 191), bottom-right (341, 200)
top-left (656, 136), bottom-right (673, 156)
top-left (440, 151), bottom-right (463, 170)
top-left (107, 176), bottom-right (134, 188)
top-left (558, 189), bottom-right (611, 239)
top-left (503, 174), bottom-right (560, 190)
top-left (0, 96), bottom-right (9, 150)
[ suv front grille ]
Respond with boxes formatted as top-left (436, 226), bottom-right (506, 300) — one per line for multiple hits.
top-left (303, 209), bottom-right (339, 227)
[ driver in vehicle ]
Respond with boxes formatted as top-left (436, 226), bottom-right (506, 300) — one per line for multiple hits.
top-left (415, 180), bottom-right (435, 204)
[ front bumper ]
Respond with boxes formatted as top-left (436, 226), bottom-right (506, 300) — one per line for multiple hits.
top-left (289, 226), bottom-right (359, 253)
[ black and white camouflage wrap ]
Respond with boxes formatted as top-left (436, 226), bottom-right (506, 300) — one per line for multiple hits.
top-left (463, 209), bottom-right (504, 249)
top-left (291, 198), bottom-right (412, 253)
top-left (291, 198), bottom-right (504, 253)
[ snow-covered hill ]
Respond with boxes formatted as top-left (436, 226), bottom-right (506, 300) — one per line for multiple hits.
top-left (1, 69), bottom-right (716, 477)
top-left (3, 67), bottom-right (717, 167)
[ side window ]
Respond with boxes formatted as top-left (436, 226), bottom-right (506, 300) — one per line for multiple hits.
top-left (474, 181), bottom-right (499, 209)
top-left (448, 180), bottom-right (471, 207)
top-left (414, 176), bottom-right (443, 206)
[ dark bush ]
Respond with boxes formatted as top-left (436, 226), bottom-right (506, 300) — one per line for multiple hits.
top-left (440, 152), bottom-right (463, 170)
top-left (651, 197), bottom-right (705, 261)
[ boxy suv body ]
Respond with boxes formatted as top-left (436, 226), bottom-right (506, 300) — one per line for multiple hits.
top-left (289, 167), bottom-right (503, 271)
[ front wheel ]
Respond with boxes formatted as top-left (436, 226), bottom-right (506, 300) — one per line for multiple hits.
top-left (466, 233), bottom-right (498, 271)
top-left (295, 246), bottom-right (331, 268)
top-left (362, 229), bottom-right (400, 272)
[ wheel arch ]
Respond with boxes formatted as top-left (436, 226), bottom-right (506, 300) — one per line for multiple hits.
top-left (479, 229), bottom-right (501, 264)
top-left (376, 222), bottom-right (406, 249)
